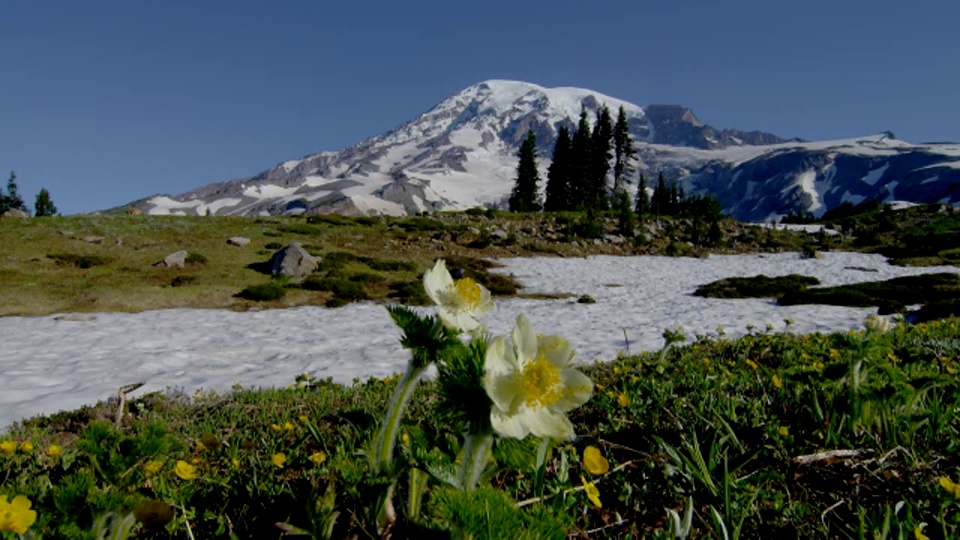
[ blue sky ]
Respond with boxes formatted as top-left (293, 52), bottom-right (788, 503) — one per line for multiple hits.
top-left (2, 0), bottom-right (957, 215)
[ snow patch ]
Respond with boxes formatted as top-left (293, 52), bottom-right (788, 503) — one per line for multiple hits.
top-left (861, 163), bottom-right (889, 186)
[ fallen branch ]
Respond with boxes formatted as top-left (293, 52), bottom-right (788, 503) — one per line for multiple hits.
top-left (115, 383), bottom-right (145, 428)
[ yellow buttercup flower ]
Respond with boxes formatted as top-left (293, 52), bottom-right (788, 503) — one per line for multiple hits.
top-left (401, 432), bottom-right (411, 445)
top-left (829, 349), bottom-right (841, 360)
top-left (617, 393), bottom-right (630, 407)
top-left (583, 446), bottom-right (610, 475)
top-left (309, 451), bottom-right (327, 465)
top-left (299, 415), bottom-right (309, 423)
top-left (144, 460), bottom-right (164, 476)
top-left (271, 453), bottom-right (286, 468)
top-left (423, 259), bottom-right (494, 332)
top-left (46, 444), bottom-right (62, 456)
top-left (270, 424), bottom-right (283, 433)
top-left (581, 476), bottom-right (602, 508)
top-left (0, 494), bottom-right (37, 534)
top-left (283, 422), bottom-right (295, 432)
top-left (0, 441), bottom-right (16, 455)
top-left (231, 458), bottom-right (241, 468)
top-left (778, 426), bottom-right (789, 436)
top-left (483, 314), bottom-right (593, 440)
top-left (19, 441), bottom-right (33, 452)
top-left (745, 359), bottom-right (759, 370)
top-left (914, 524), bottom-right (930, 540)
top-left (173, 460), bottom-right (198, 480)
top-left (195, 442), bottom-right (207, 452)
top-left (771, 374), bottom-right (783, 389)
top-left (939, 476), bottom-right (960, 498)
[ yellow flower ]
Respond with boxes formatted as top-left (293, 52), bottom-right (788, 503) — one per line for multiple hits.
top-left (0, 494), bottom-right (37, 534)
top-left (231, 458), bottom-right (241, 468)
top-left (271, 453), bottom-right (286, 468)
top-left (270, 424), bottom-right (283, 433)
top-left (46, 444), bottom-right (62, 456)
top-left (745, 359), bottom-right (759, 370)
top-left (583, 446), bottom-right (610, 475)
top-left (581, 476), bottom-right (602, 508)
top-left (173, 460), bottom-right (198, 480)
top-left (483, 314), bottom-right (593, 440)
top-left (144, 460), bottom-right (164, 476)
top-left (423, 259), bottom-right (494, 332)
top-left (0, 441), bottom-right (16, 455)
top-left (617, 393), bottom-right (630, 408)
top-left (771, 374), bottom-right (783, 389)
top-left (189, 457), bottom-right (201, 465)
top-left (778, 426), bottom-right (789, 436)
top-left (299, 415), bottom-right (309, 423)
top-left (309, 451), bottom-right (327, 465)
top-left (401, 432), bottom-right (411, 445)
top-left (939, 476), bottom-right (960, 498)
top-left (812, 361), bottom-right (824, 370)
top-left (283, 422), bottom-right (295, 432)
top-left (195, 442), bottom-right (207, 452)
top-left (914, 524), bottom-right (930, 540)
top-left (19, 441), bottom-right (33, 452)
top-left (829, 349), bottom-right (841, 360)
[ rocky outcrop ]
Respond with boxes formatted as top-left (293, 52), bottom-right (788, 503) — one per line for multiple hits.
top-left (269, 242), bottom-right (319, 282)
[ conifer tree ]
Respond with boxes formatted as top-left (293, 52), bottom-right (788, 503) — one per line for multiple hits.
top-left (612, 105), bottom-right (635, 195)
top-left (508, 129), bottom-right (542, 212)
top-left (1, 171), bottom-right (27, 214)
top-left (653, 172), bottom-right (667, 222)
top-left (569, 107), bottom-right (595, 210)
top-left (589, 105), bottom-right (613, 212)
top-left (635, 174), bottom-right (649, 222)
top-left (545, 125), bottom-right (572, 212)
top-left (34, 188), bottom-right (58, 217)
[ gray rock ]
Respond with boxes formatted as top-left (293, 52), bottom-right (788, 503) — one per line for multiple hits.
top-left (2, 209), bottom-right (28, 218)
top-left (154, 250), bottom-right (189, 268)
top-left (227, 237), bottom-right (251, 246)
top-left (489, 229), bottom-right (508, 240)
top-left (269, 242), bottom-right (319, 282)
top-left (82, 236), bottom-right (106, 244)
top-left (604, 234), bottom-right (625, 245)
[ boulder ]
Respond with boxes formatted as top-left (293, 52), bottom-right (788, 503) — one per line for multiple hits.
top-left (2, 209), bottom-right (28, 218)
top-left (154, 250), bottom-right (188, 268)
top-left (227, 237), bottom-right (250, 246)
top-left (82, 236), bottom-right (106, 244)
top-left (269, 242), bottom-right (319, 282)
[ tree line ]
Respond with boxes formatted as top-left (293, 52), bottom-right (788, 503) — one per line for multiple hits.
top-left (508, 104), bottom-right (724, 245)
top-left (0, 171), bottom-right (59, 216)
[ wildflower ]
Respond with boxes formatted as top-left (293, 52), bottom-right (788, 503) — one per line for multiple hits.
top-left (863, 314), bottom-right (892, 333)
top-left (829, 349), bottom-right (841, 360)
top-left (0, 494), bottom-right (37, 535)
top-left (401, 432), bottom-right (411, 445)
top-left (812, 361), bottom-right (824, 370)
top-left (270, 423), bottom-right (283, 433)
top-left (46, 444), bottom-right (62, 456)
top-left (283, 422), bottom-right (295, 432)
top-left (423, 259), bottom-right (494, 332)
top-left (309, 451), bottom-right (327, 465)
top-left (581, 476), bottom-right (602, 508)
top-left (771, 374), bottom-right (783, 389)
top-left (483, 314), bottom-right (593, 440)
top-left (715, 326), bottom-right (725, 336)
top-left (778, 426), bottom-right (789, 436)
top-left (914, 523), bottom-right (930, 540)
top-left (0, 441), bottom-right (16, 455)
top-left (173, 460), bottom-right (198, 480)
top-left (144, 460), bottom-right (164, 476)
top-left (299, 415), bottom-right (309, 424)
top-left (195, 442), bottom-right (207, 452)
top-left (939, 476), bottom-right (960, 498)
top-left (583, 446), bottom-right (610, 475)
top-left (745, 359), bottom-right (759, 370)
top-left (617, 393), bottom-right (630, 408)
top-left (19, 441), bottom-right (33, 452)
top-left (271, 453), bottom-right (286, 468)
top-left (189, 457), bottom-right (201, 465)
top-left (231, 458), bottom-right (241, 468)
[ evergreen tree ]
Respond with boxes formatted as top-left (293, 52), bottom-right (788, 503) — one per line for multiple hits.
top-left (569, 107), bottom-right (593, 210)
top-left (34, 188), bottom-right (58, 217)
top-left (653, 172), bottom-right (667, 222)
top-left (544, 125), bottom-right (572, 212)
top-left (612, 105), bottom-right (636, 195)
top-left (634, 174), bottom-right (649, 222)
top-left (668, 181), bottom-right (679, 215)
top-left (2, 171), bottom-right (27, 214)
top-left (589, 105), bottom-right (613, 212)
top-left (508, 129), bottom-right (542, 212)
top-left (615, 189), bottom-right (634, 236)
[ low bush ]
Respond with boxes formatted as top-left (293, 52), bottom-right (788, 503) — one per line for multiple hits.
top-left (46, 253), bottom-right (111, 269)
top-left (694, 274), bottom-right (820, 299)
top-left (234, 281), bottom-right (287, 301)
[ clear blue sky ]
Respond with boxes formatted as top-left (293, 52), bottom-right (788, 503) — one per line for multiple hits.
top-left (2, 0), bottom-right (957, 215)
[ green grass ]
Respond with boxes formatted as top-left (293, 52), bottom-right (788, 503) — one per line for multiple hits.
top-left (3, 319), bottom-right (958, 538)
top-left (694, 274), bottom-right (820, 299)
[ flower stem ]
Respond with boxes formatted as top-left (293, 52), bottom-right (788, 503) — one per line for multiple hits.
top-left (374, 363), bottom-right (427, 471)
top-left (457, 430), bottom-right (494, 491)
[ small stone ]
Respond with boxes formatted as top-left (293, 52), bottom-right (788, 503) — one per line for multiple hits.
top-left (227, 237), bottom-right (251, 246)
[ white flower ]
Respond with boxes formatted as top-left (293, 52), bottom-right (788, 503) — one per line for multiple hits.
top-left (483, 314), bottom-right (593, 440)
top-left (423, 259), bottom-right (494, 332)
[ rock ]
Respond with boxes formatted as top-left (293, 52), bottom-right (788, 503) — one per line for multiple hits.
top-left (154, 250), bottom-right (188, 268)
top-left (227, 237), bottom-right (250, 246)
top-left (604, 234), bottom-right (625, 245)
top-left (126, 207), bottom-right (142, 215)
top-left (269, 242), bottom-right (319, 282)
top-left (58, 230), bottom-right (74, 237)
top-left (489, 229), bottom-right (508, 240)
top-left (2, 209), bottom-right (28, 218)
top-left (82, 236), bottom-right (106, 244)
top-left (53, 313), bottom-right (97, 322)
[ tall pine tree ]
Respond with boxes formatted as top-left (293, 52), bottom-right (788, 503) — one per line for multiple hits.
top-left (34, 188), bottom-right (58, 217)
top-left (508, 129), bottom-right (542, 212)
top-left (589, 105), bottom-right (613, 212)
top-left (569, 107), bottom-right (593, 210)
top-left (612, 105), bottom-right (636, 195)
top-left (1, 171), bottom-right (27, 214)
top-left (544, 125), bottom-right (572, 211)
top-left (634, 173), bottom-right (649, 222)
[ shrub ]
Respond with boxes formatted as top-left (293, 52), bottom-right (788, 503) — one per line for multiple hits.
top-left (184, 252), bottom-right (208, 265)
top-left (694, 274), bottom-right (820, 299)
top-left (307, 214), bottom-right (353, 226)
top-left (302, 277), bottom-right (367, 300)
top-left (47, 253), bottom-right (111, 269)
top-left (367, 259), bottom-right (416, 272)
top-left (235, 281), bottom-right (287, 301)
top-left (169, 275), bottom-right (197, 287)
top-left (277, 224), bottom-right (323, 236)
top-left (264, 242), bottom-right (284, 250)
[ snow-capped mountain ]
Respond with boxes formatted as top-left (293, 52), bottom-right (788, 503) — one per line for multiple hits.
top-left (130, 80), bottom-right (960, 221)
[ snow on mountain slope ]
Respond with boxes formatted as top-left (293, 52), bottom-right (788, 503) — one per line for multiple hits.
top-left (129, 81), bottom-right (960, 220)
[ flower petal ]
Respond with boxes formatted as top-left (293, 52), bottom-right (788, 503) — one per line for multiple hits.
top-left (524, 406), bottom-right (576, 440)
top-left (549, 368), bottom-right (594, 412)
top-left (512, 314), bottom-right (538, 366)
top-left (423, 260), bottom-right (453, 305)
top-left (538, 335), bottom-right (574, 368)
top-left (490, 407), bottom-right (531, 439)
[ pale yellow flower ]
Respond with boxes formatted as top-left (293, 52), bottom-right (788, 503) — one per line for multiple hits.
top-left (617, 393), bottom-right (630, 408)
top-left (0, 495), bottom-right (37, 534)
top-left (778, 426), bottom-right (789, 436)
top-left (299, 415), bottom-right (309, 423)
top-left (0, 441), bottom-right (15, 455)
top-left (19, 441), bottom-right (33, 452)
top-left (309, 451), bottom-right (327, 465)
top-left (283, 422), bottom-right (295, 432)
top-left (772, 374), bottom-right (783, 389)
top-left (144, 460), bottom-right (164, 476)
top-left (271, 453), bottom-right (286, 468)
top-left (581, 476), bottom-right (601, 508)
top-left (483, 314), bottom-right (593, 440)
top-left (46, 444), bottom-right (62, 456)
top-left (583, 446), bottom-right (609, 475)
top-left (423, 259), bottom-right (494, 332)
top-left (173, 460), bottom-right (197, 480)
top-left (939, 476), bottom-right (960, 498)
top-left (863, 314), bottom-right (892, 333)
top-left (745, 359), bottom-right (759, 370)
